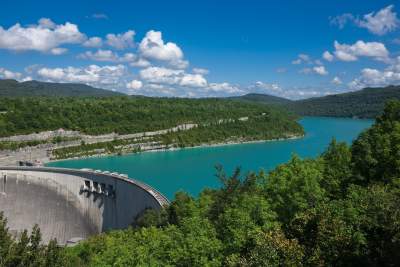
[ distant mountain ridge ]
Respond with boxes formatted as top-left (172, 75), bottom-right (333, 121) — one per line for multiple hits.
top-left (230, 93), bottom-right (291, 105)
top-left (0, 79), bottom-right (123, 97)
top-left (286, 85), bottom-right (400, 118)
top-left (237, 86), bottom-right (400, 118)
top-left (1, 79), bottom-right (399, 118)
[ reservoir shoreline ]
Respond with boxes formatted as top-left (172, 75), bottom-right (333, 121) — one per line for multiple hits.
top-left (47, 134), bottom-right (305, 164)
top-left (47, 117), bottom-right (373, 199)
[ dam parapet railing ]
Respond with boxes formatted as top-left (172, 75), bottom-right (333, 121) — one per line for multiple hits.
top-left (0, 166), bottom-right (169, 206)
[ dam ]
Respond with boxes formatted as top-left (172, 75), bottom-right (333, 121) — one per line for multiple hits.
top-left (0, 166), bottom-right (169, 244)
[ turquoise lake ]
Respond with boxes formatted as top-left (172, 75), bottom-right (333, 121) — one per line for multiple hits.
top-left (47, 117), bottom-right (373, 199)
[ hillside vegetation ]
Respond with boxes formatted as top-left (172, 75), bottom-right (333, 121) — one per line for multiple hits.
top-left (1, 100), bottom-right (400, 266)
top-left (237, 85), bottom-right (400, 118)
top-left (2, 79), bottom-right (399, 119)
top-left (0, 96), bottom-right (301, 138)
top-left (287, 85), bottom-right (400, 118)
top-left (0, 79), bottom-right (122, 97)
top-left (230, 93), bottom-right (291, 105)
top-left (52, 115), bottom-right (303, 159)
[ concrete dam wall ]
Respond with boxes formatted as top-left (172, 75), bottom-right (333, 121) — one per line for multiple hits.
top-left (0, 167), bottom-right (169, 244)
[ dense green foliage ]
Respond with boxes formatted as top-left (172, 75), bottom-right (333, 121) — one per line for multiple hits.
top-left (286, 85), bottom-right (400, 118)
top-left (52, 138), bottom-right (143, 159)
top-left (351, 100), bottom-right (400, 185)
top-left (64, 100), bottom-right (400, 266)
top-left (161, 115), bottom-right (302, 147)
top-left (0, 79), bottom-right (122, 97)
top-left (2, 79), bottom-right (400, 120)
top-left (0, 96), bottom-right (298, 137)
top-left (0, 137), bottom-right (80, 151)
top-left (1, 101), bottom-right (400, 266)
top-left (0, 213), bottom-right (66, 267)
top-left (52, 111), bottom-right (304, 159)
top-left (0, 140), bottom-right (47, 151)
top-left (237, 85), bottom-right (400, 118)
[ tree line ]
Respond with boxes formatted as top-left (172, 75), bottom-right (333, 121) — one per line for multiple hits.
top-left (0, 96), bottom-right (296, 137)
top-left (52, 114), bottom-right (304, 159)
top-left (286, 85), bottom-right (400, 118)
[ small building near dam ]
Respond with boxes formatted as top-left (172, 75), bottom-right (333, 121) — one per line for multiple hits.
top-left (0, 166), bottom-right (169, 244)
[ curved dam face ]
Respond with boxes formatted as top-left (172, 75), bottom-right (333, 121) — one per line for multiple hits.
top-left (0, 167), bottom-right (169, 244)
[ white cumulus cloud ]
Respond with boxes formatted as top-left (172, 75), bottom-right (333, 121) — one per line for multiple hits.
top-left (249, 81), bottom-right (282, 93)
top-left (349, 56), bottom-right (400, 89)
top-left (38, 18), bottom-right (56, 29)
top-left (139, 66), bottom-right (208, 88)
top-left (0, 18), bottom-right (86, 54)
top-left (322, 51), bottom-right (334, 62)
top-left (330, 5), bottom-right (399, 35)
top-left (292, 53), bottom-right (311, 65)
top-left (206, 82), bottom-right (242, 94)
top-left (330, 13), bottom-right (354, 29)
top-left (37, 64), bottom-right (127, 86)
top-left (78, 49), bottom-right (138, 63)
top-left (356, 5), bottom-right (399, 35)
top-left (139, 30), bottom-right (188, 69)
top-left (126, 79), bottom-right (143, 90)
top-left (83, 37), bottom-right (103, 48)
top-left (78, 49), bottom-right (119, 62)
top-left (192, 68), bottom-right (209, 75)
top-left (138, 66), bottom-right (243, 96)
top-left (50, 47), bottom-right (68, 55)
top-left (300, 66), bottom-right (328, 75)
top-left (139, 66), bottom-right (184, 85)
top-left (333, 40), bottom-right (389, 62)
top-left (331, 76), bottom-right (342, 85)
top-left (130, 58), bottom-right (151, 68)
top-left (180, 74), bottom-right (207, 88)
top-left (313, 66), bottom-right (328, 76)
top-left (248, 81), bottom-right (340, 100)
top-left (0, 67), bottom-right (22, 80)
top-left (106, 30), bottom-right (135, 50)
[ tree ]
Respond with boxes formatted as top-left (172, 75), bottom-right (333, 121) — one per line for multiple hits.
top-left (0, 215), bottom-right (66, 267)
top-left (215, 192), bottom-right (278, 256)
top-left (167, 192), bottom-right (199, 226)
top-left (321, 138), bottom-right (352, 197)
top-left (345, 184), bottom-right (400, 266)
top-left (265, 155), bottom-right (326, 224)
top-left (235, 229), bottom-right (304, 267)
top-left (352, 100), bottom-right (400, 185)
top-left (133, 208), bottom-right (168, 228)
top-left (0, 212), bottom-right (13, 266)
top-left (287, 201), bottom-right (367, 266)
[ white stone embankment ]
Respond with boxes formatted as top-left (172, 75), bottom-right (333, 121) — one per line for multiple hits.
top-left (0, 123), bottom-right (198, 166)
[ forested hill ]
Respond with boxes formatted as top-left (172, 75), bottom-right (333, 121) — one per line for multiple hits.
top-left (287, 85), bottom-right (400, 118)
top-left (0, 79), bottom-right (123, 97)
top-left (230, 93), bottom-right (292, 105)
top-left (0, 97), bottom-right (302, 137)
top-left (235, 85), bottom-right (400, 118)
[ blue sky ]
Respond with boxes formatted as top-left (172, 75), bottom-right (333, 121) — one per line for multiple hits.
top-left (0, 0), bottom-right (399, 98)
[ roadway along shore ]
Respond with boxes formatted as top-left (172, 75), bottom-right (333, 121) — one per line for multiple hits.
top-left (48, 134), bottom-right (304, 164)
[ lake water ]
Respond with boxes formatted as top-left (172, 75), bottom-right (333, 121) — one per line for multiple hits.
top-left (47, 117), bottom-right (373, 199)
